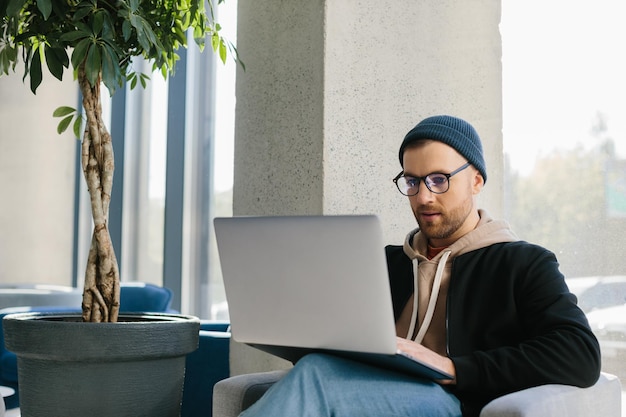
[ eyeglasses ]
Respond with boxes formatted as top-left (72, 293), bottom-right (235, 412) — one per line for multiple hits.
top-left (393, 162), bottom-right (471, 196)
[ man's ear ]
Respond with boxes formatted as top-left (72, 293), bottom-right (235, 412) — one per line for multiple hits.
top-left (472, 170), bottom-right (484, 194)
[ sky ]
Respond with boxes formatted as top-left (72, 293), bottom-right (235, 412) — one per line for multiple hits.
top-left (212, 1), bottom-right (626, 190)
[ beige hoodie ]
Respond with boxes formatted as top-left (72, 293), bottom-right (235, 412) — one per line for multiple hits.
top-left (400, 209), bottom-right (519, 355)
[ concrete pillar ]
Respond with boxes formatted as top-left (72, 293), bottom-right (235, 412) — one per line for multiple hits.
top-left (231, 0), bottom-right (503, 374)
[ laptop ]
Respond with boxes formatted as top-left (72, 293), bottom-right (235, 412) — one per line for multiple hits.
top-left (213, 214), bottom-right (452, 380)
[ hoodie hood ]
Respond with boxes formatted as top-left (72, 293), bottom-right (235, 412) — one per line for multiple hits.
top-left (397, 209), bottom-right (519, 354)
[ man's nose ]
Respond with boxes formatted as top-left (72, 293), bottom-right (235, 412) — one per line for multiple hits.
top-left (411, 181), bottom-right (435, 202)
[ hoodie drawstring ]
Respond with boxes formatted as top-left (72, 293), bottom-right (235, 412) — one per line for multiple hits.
top-left (406, 258), bottom-right (420, 340)
top-left (407, 249), bottom-right (452, 343)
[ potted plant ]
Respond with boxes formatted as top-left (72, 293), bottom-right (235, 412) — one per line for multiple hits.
top-left (0, 0), bottom-right (240, 415)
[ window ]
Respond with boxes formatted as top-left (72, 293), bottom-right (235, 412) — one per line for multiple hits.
top-left (72, 1), bottom-right (238, 318)
top-left (502, 0), bottom-right (626, 386)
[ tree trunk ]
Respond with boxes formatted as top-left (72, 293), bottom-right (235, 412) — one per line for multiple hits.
top-left (78, 64), bottom-right (120, 323)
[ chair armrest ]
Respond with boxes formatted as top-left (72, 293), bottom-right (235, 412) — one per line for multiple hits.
top-left (212, 371), bottom-right (622, 417)
top-left (480, 372), bottom-right (622, 417)
top-left (199, 320), bottom-right (231, 333)
top-left (181, 326), bottom-right (231, 417)
top-left (212, 370), bottom-right (288, 417)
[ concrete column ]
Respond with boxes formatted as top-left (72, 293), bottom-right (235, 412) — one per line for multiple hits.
top-left (231, 0), bottom-right (503, 374)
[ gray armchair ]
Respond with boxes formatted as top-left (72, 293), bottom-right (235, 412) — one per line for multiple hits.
top-left (213, 370), bottom-right (622, 417)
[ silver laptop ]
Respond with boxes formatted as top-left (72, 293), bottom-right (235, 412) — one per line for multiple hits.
top-left (214, 215), bottom-right (452, 380)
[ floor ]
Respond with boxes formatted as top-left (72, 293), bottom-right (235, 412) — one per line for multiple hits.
top-left (3, 392), bottom-right (626, 416)
top-left (4, 408), bottom-right (18, 417)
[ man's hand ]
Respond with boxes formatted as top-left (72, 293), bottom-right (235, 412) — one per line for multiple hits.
top-left (396, 337), bottom-right (457, 385)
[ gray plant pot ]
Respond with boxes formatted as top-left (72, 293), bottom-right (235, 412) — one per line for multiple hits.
top-left (3, 312), bottom-right (200, 417)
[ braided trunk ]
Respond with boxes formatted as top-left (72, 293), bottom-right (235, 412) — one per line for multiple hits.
top-left (78, 64), bottom-right (120, 323)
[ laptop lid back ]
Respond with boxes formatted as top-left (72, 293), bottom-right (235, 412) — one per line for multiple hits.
top-left (214, 215), bottom-right (398, 355)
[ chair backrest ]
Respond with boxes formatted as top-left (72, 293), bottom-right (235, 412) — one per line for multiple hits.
top-left (119, 282), bottom-right (174, 313)
top-left (0, 282), bottom-right (175, 313)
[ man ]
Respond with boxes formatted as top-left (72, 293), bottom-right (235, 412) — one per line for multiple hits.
top-left (240, 115), bottom-right (601, 417)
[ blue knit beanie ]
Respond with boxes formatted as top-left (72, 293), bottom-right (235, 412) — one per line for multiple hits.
top-left (398, 115), bottom-right (487, 184)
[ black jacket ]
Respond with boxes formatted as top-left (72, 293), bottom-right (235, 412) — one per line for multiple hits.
top-left (386, 241), bottom-right (601, 417)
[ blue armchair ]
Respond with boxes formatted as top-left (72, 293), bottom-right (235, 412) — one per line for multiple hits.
top-left (181, 321), bottom-right (231, 417)
top-left (118, 281), bottom-right (176, 313)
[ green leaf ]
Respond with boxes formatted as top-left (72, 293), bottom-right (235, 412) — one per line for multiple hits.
top-left (129, 0), bottom-right (139, 12)
top-left (101, 44), bottom-right (121, 90)
top-left (93, 10), bottom-right (105, 35)
top-left (0, 47), bottom-right (15, 75)
top-left (219, 38), bottom-right (227, 64)
top-left (36, 0), bottom-right (52, 20)
top-left (101, 37), bottom-right (123, 56)
top-left (128, 13), bottom-right (140, 29)
top-left (53, 106), bottom-right (75, 117)
top-left (44, 46), bottom-right (64, 81)
top-left (57, 114), bottom-right (74, 134)
top-left (73, 116), bottom-right (83, 139)
top-left (175, 27), bottom-right (187, 44)
top-left (29, 47), bottom-right (43, 94)
top-left (135, 29), bottom-right (150, 53)
top-left (141, 20), bottom-right (160, 48)
top-left (0, 51), bottom-right (6, 75)
top-left (140, 73), bottom-right (149, 88)
top-left (74, 22), bottom-right (93, 35)
top-left (85, 44), bottom-right (101, 87)
top-left (71, 38), bottom-right (91, 69)
top-left (6, 0), bottom-right (27, 16)
top-left (211, 33), bottom-right (219, 51)
top-left (101, 12), bottom-right (115, 39)
top-left (52, 46), bottom-right (69, 69)
top-left (73, 4), bottom-right (92, 21)
top-left (8, 46), bottom-right (17, 62)
top-left (193, 26), bottom-right (205, 47)
top-left (122, 20), bottom-right (132, 41)
top-left (129, 73), bottom-right (138, 89)
top-left (60, 31), bottom-right (90, 43)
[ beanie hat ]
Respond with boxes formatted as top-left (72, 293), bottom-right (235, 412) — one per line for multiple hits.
top-left (398, 115), bottom-right (487, 183)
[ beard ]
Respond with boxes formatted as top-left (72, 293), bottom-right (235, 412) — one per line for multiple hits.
top-left (414, 196), bottom-right (473, 241)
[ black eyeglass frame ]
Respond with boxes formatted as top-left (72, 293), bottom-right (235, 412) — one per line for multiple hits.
top-left (393, 162), bottom-right (471, 196)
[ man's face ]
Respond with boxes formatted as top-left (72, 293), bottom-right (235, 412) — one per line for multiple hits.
top-left (401, 141), bottom-right (483, 247)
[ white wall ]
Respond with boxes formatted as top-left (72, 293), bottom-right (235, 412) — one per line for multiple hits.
top-left (0, 66), bottom-right (78, 285)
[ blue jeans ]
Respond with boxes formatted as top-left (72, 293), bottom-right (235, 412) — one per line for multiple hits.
top-left (240, 353), bottom-right (462, 417)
